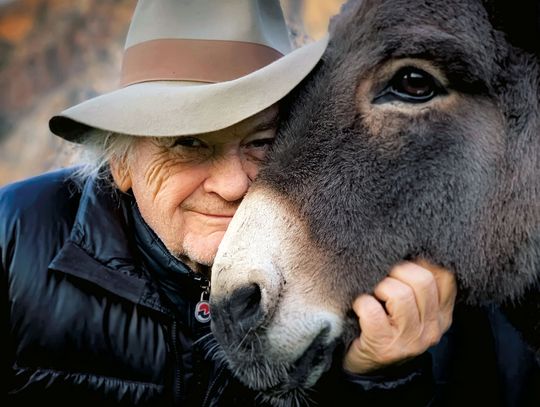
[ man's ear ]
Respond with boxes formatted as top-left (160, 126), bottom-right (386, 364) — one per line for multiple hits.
top-left (110, 158), bottom-right (132, 192)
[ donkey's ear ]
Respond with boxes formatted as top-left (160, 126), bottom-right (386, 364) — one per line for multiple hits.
top-left (483, 0), bottom-right (540, 57)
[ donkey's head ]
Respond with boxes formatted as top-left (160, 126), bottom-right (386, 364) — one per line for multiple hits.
top-left (211, 0), bottom-right (540, 404)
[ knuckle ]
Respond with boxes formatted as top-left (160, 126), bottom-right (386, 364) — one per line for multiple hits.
top-left (361, 303), bottom-right (382, 320)
top-left (424, 327), bottom-right (443, 347)
top-left (392, 264), bottom-right (437, 294)
top-left (440, 268), bottom-right (457, 284)
top-left (405, 261), bottom-right (431, 277)
top-left (415, 273), bottom-right (436, 291)
top-left (427, 334), bottom-right (441, 348)
top-left (440, 314), bottom-right (454, 333)
top-left (394, 284), bottom-right (415, 303)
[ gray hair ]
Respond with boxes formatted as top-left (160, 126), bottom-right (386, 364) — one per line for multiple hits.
top-left (70, 130), bottom-right (138, 189)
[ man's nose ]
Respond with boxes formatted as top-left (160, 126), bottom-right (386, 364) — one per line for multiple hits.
top-left (203, 152), bottom-right (251, 202)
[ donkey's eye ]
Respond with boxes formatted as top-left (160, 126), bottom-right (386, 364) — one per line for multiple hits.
top-left (374, 67), bottom-right (446, 104)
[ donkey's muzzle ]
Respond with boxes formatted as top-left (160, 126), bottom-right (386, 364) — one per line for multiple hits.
top-left (211, 283), bottom-right (265, 340)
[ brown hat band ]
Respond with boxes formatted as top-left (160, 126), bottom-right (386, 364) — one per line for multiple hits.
top-left (120, 38), bottom-right (284, 87)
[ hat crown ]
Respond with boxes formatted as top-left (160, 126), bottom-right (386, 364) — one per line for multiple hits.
top-left (125, 0), bottom-right (292, 55)
top-left (49, 0), bottom-right (328, 142)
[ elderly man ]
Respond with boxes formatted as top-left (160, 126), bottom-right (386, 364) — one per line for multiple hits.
top-left (1, 0), bottom-right (455, 405)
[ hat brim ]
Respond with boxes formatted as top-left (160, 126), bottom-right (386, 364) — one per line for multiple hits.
top-left (49, 36), bottom-right (328, 141)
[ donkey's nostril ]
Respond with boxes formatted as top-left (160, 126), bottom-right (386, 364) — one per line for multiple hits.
top-left (228, 283), bottom-right (263, 329)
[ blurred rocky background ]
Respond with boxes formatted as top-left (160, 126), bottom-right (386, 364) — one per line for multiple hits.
top-left (0, 0), bottom-right (345, 187)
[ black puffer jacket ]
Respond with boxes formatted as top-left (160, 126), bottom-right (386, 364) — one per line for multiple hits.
top-left (1, 168), bottom-right (260, 406)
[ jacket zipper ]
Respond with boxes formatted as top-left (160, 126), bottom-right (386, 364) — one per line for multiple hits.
top-left (193, 272), bottom-right (215, 407)
top-left (172, 320), bottom-right (184, 405)
top-left (192, 273), bottom-right (210, 294)
top-left (201, 364), bottom-right (227, 407)
top-left (173, 273), bottom-right (211, 405)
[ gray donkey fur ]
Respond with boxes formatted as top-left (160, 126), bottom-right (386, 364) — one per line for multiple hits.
top-left (210, 0), bottom-right (540, 404)
top-left (265, 0), bottom-right (540, 338)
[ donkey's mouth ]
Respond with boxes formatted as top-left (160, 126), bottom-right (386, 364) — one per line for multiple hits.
top-left (289, 328), bottom-right (335, 385)
top-left (255, 332), bottom-right (336, 407)
top-left (261, 327), bottom-right (336, 397)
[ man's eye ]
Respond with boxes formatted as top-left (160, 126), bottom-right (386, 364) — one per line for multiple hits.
top-left (246, 138), bottom-right (275, 149)
top-left (172, 137), bottom-right (206, 148)
top-left (373, 67), bottom-right (447, 104)
top-left (244, 138), bottom-right (275, 162)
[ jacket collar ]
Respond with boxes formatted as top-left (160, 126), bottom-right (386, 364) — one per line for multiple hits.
top-left (48, 174), bottom-right (171, 315)
top-left (128, 195), bottom-right (210, 315)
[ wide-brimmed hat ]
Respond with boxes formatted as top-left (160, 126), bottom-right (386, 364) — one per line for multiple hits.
top-left (49, 0), bottom-right (328, 142)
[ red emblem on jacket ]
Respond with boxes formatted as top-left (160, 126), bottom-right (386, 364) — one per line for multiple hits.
top-left (195, 300), bottom-right (211, 323)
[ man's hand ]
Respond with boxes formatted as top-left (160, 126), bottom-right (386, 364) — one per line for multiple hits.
top-left (343, 260), bottom-right (457, 374)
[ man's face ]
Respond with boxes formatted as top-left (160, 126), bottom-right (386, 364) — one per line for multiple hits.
top-left (118, 105), bottom-right (278, 268)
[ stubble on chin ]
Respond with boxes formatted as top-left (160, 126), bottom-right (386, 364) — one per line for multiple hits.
top-left (170, 242), bottom-right (216, 276)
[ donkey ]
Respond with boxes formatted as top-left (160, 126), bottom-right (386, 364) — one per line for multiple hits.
top-left (210, 0), bottom-right (540, 405)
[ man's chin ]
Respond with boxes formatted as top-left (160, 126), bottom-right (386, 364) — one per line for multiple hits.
top-left (176, 243), bottom-right (220, 268)
top-left (168, 232), bottom-right (226, 269)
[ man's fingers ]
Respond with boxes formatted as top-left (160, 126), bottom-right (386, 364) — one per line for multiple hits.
top-left (353, 294), bottom-right (392, 335)
top-left (345, 262), bottom-right (457, 374)
top-left (373, 276), bottom-right (421, 328)
top-left (415, 259), bottom-right (457, 330)
top-left (389, 262), bottom-right (440, 326)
